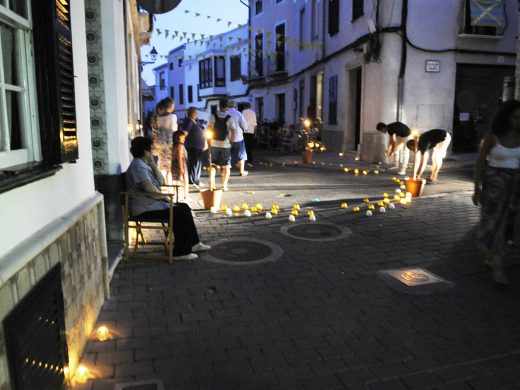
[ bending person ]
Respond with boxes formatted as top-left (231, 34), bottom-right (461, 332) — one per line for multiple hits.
top-left (376, 121), bottom-right (411, 175)
top-left (126, 136), bottom-right (210, 261)
top-left (406, 129), bottom-right (452, 183)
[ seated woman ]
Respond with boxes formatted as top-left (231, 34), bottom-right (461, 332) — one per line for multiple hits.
top-left (125, 136), bottom-right (210, 261)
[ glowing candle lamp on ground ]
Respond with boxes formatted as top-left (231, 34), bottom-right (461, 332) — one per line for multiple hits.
top-left (383, 198), bottom-right (391, 205)
top-left (363, 198), bottom-right (370, 203)
top-left (394, 194), bottom-right (401, 201)
top-left (340, 203), bottom-right (348, 209)
top-left (293, 204), bottom-right (300, 211)
top-left (353, 206), bottom-right (360, 213)
top-left (291, 209), bottom-right (299, 216)
top-left (96, 326), bottom-right (110, 341)
top-left (233, 205), bottom-right (241, 213)
top-left (241, 203), bottom-right (249, 210)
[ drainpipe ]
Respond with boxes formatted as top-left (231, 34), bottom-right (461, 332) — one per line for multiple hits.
top-left (396, 0), bottom-right (408, 122)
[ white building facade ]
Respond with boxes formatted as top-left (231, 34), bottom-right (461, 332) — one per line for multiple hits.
top-left (0, 0), bottom-right (152, 387)
top-left (248, 0), bottom-right (517, 161)
top-left (152, 26), bottom-right (250, 121)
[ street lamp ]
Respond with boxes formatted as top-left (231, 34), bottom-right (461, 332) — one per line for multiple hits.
top-left (141, 46), bottom-right (158, 65)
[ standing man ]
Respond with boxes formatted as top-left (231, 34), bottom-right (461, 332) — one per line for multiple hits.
top-left (226, 100), bottom-right (249, 176)
top-left (207, 99), bottom-right (236, 191)
top-left (182, 107), bottom-right (205, 188)
top-left (406, 129), bottom-right (452, 183)
top-left (242, 102), bottom-right (257, 166)
top-left (376, 121), bottom-right (412, 175)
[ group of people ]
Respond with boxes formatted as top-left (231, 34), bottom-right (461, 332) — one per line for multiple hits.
top-left (376, 121), bottom-right (451, 183)
top-left (143, 97), bottom-right (258, 202)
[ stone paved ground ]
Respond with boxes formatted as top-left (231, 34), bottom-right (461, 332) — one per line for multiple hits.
top-left (77, 188), bottom-right (520, 390)
top-left (79, 154), bottom-right (517, 390)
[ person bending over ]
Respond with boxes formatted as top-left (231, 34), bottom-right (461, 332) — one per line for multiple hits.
top-left (376, 121), bottom-right (411, 175)
top-left (125, 136), bottom-right (210, 261)
top-left (406, 129), bottom-right (452, 183)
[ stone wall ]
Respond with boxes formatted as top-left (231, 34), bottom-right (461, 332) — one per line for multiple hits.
top-left (0, 203), bottom-right (107, 388)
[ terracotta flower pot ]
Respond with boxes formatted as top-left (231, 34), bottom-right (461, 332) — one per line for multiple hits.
top-left (200, 189), bottom-right (223, 210)
top-left (405, 178), bottom-right (426, 197)
top-left (302, 150), bottom-right (313, 164)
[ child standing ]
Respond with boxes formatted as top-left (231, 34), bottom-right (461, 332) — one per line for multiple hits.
top-left (171, 131), bottom-right (189, 202)
top-left (155, 97), bottom-right (178, 184)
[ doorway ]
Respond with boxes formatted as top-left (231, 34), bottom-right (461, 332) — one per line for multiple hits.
top-left (453, 64), bottom-right (514, 153)
top-left (347, 67), bottom-right (362, 150)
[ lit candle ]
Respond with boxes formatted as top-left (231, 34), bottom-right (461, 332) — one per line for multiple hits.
top-left (362, 170), bottom-right (368, 176)
top-left (354, 169), bottom-right (359, 175)
top-left (96, 326), bottom-right (109, 341)
top-left (394, 195), bottom-right (400, 201)
top-left (383, 192), bottom-right (389, 198)
top-left (293, 204), bottom-right (300, 210)
top-left (340, 203), bottom-right (348, 209)
top-left (256, 203), bottom-right (263, 211)
top-left (241, 203), bottom-right (249, 210)
top-left (353, 206), bottom-right (360, 213)
top-left (221, 204), bottom-right (228, 211)
top-left (291, 209), bottom-right (299, 216)
top-left (363, 198), bottom-right (370, 203)
top-left (250, 206), bottom-right (258, 213)
top-left (383, 198), bottom-right (391, 205)
top-left (75, 365), bottom-right (89, 384)
top-left (368, 204), bottom-right (375, 210)
top-left (233, 205), bottom-right (241, 212)
top-left (374, 170), bottom-right (379, 175)
top-left (344, 167), bottom-right (350, 173)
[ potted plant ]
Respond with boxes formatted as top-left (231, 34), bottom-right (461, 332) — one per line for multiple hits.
top-left (199, 129), bottom-right (223, 209)
top-left (405, 131), bottom-right (426, 197)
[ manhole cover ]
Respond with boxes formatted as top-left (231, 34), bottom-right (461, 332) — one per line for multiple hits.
top-left (379, 267), bottom-right (454, 294)
top-left (280, 222), bottom-right (352, 242)
top-left (202, 238), bottom-right (283, 265)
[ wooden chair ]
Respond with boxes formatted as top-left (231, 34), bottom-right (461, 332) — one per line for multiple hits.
top-left (121, 186), bottom-right (179, 263)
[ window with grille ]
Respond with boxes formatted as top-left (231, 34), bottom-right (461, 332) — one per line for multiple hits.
top-left (230, 55), bottom-right (241, 81)
top-left (328, 0), bottom-right (340, 35)
top-left (352, 0), bottom-right (363, 21)
top-left (1, 0), bottom-right (79, 190)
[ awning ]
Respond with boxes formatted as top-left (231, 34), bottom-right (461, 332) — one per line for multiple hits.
top-left (469, 0), bottom-right (505, 28)
top-left (138, 0), bottom-right (182, 14)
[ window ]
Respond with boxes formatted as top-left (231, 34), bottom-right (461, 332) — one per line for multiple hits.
top-left (311, 0), bottom-right (319, 40)
top-left (214, 56), bottom-right (225, 87)
top-left (159, 71), bottom-right (165, 90)
top-left (169, 62), bottom-right (173, 70)
top-left (230, 55), bottom-right (241, 81)
top-left (170, 86), bottom-right (174, 100)
top-left (1, 0), bottom-right (78, 178)
top-left (179, 84), bottom-right (184, 105)
top-left (275, 24), bottom-right (285, 72)
top-left (328, 0), bottom-right (340, 35)
top-left (199, 58), bottom-right (212, 88)
top-left (462, 0), bottom-right (504, 36)
top-left (299, 7), bottom-right (305, 50)
top-left (178, 58), bottom-right (183, 67)
top-left (352, 0), bottom-right (363, 21)
top-left (187, 85), bottom-right (193, 103)
top-left (255, 0), bottom-right (262, 14)
top-left (276, 93), bottom-right (285, 123)
top-left (328, 76), bottom-right (338, 124)
top-left (255, 33), bottom-right (263, 76)
top-left (197, 84), bottom-right (202, 101)
top-left (275, 0), bottom-right (282, 3)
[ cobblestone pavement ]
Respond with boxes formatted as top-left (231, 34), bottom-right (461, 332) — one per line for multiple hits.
top-left (79, 163), bottom-right (520, 390)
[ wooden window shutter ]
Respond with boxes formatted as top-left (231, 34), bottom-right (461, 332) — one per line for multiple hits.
top-left (32, 0), bottom-right (78, 164)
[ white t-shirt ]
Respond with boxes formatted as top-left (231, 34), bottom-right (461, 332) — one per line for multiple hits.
top-left (242, 108), bottom-right (257, 134)
top-left (156, 113), bottom-right (178, 144)
top-left (226, 107), bottom-right (248, 142)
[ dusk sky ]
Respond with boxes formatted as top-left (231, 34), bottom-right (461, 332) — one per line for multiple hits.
top-left (141, 0), bottom-right (249, 85)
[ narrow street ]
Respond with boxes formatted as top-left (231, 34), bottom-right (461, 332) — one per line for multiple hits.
top-left (79, 158), bottom-right (520, 390)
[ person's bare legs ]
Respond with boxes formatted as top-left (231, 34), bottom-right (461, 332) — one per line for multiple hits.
top-left (430, 148), bottom-right (443, 181)
top-left (222, 166), bottom-right (230, 190)
top-left (417, 151), bottom-right (429, 179)
top-left (209, 166), bottom-right (217, 190)
top-left (238, 160), bottom-right (248, 175)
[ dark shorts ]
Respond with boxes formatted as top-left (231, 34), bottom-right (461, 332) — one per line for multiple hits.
top-left (231, 140), bottom-right (248, 163)
top-left (210, 147), bottom-right (231, 167)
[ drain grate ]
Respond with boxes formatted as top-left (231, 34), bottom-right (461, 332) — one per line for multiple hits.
top-left (379, 267), bottom-right (454, 294)
top-left (114, 380), bottom-right (164, 390)
top-left (280, 222), bottom-right (352, 242)
top-left (202, 238), bottom-right (283, 265)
